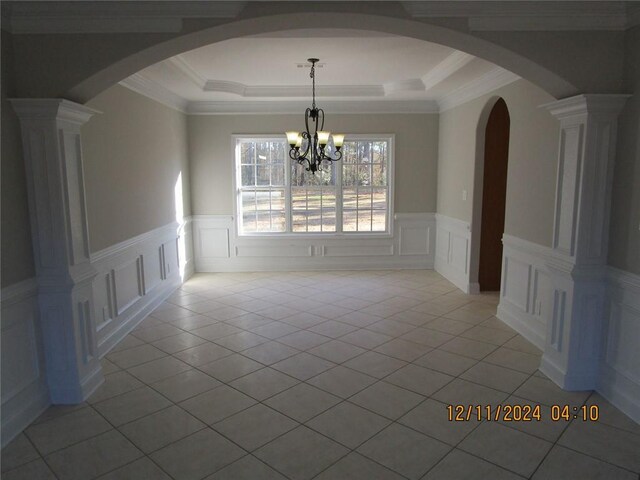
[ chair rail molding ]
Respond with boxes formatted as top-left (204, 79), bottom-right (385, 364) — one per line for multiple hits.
top-left (10, 98), bottom-right (104, 404)
top-left (539, 94), bottom-right (629, 391)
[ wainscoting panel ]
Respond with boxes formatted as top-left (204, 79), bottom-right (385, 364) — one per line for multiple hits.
top-left (1, 279), bottom-right (49, 447)
top-left (192, 213), bottom-right (435, 272)
top-left (496, 234), bottom-right (552, 350)
top-left (434, 214), bottom-right (473, 293)
top-left (91, 221), bottom-right (190, 357)
top-left (599, 268), bottom-right (640, 423)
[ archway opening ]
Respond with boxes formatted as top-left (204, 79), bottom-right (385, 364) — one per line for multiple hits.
top-left (478, 98), bottom-right (510, 291)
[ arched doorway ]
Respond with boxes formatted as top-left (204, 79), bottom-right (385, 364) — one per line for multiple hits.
top-left (478, 98), bottom-right (510, 291)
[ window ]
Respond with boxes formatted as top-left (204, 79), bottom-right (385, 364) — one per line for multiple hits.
top-left (235, 135), bottom-right (393, 235)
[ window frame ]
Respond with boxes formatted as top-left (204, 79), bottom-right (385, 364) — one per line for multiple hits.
top-left (232, 134), bottom-right (395, 238)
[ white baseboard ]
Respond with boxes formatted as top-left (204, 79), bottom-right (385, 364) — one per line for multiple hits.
top-left (1, 278), bottom-right (49, 447)
top-left (497, 303), bottom-right (545, 350)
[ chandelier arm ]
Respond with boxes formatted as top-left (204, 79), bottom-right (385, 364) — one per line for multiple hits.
top-left (300, 130), bottom-right (312, 158)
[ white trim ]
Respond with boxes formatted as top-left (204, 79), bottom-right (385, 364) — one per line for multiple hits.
top-left (192, 213), bottom-right (435, 272)
top-left (91, 221), bottom-right (189, 357)
top-left (421, 51), bottom-right (475, 91)
top-left (402, 1), bottom-right (630, 31)
top-left (599, 266), bottom-right (640, 424)
top-left (90, 222), bottom-right (180, 263)
top-left (496, 234), bottom-right (554, 350)
top-left (232, 134), bottom-right (395, 238)
top-left (1, 279), bottom-right (49, 447)
top-left (467, 16), bottom-right (628, 32)
top-left (0, 278), bottom-right (38, 305)
top-left (4, 2), bottom-right (247, 34)
top-left (438, 68), bottom-right (521, 112)
top-left (608, 267), bottom-right (640, 291)
top-left (204, 81), bottom-right (385, 98)
top-left (434, 214), bottom-right (473, 293)
top-left (119, 74), bottom-right (188, 113)
top-left (187, 100), bottom-right (440, 115)
top-left (167, 56), bottom-right (207, 90)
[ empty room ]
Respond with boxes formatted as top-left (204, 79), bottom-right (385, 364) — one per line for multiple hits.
top-left (1, 1), bottom-right (639, 479)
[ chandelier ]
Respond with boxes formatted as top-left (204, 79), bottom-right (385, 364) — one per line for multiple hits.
top-left (286, 58), bottom-right (344, 174)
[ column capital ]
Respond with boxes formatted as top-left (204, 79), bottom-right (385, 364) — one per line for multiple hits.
top-left (542, 94), bottom-right (630, 120)
top-left (9, 98), bottom-right (101, 126)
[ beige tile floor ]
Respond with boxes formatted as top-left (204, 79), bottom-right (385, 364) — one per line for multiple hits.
top-left (2, 270), bottom-right (640, 480)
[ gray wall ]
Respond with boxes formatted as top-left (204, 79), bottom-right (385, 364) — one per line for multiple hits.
top-left (437, 79), bottom-right (559, 247)
top-left (83, 85), bottom-right (191, 253)
top-left (188, 113), bottom-right (439, 216)
top-left (1, 31), bottom-right (35, 288)
top-left (609, 26), bottom-right (640, 275)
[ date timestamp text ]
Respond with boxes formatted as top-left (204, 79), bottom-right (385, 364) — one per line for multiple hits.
top-left (447, 404), bottom-right (599, 422)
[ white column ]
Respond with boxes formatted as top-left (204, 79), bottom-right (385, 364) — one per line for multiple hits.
top-left (10, 99), bottom-right (104, 403)
top-left (540, 94), bottom-right (629, 390)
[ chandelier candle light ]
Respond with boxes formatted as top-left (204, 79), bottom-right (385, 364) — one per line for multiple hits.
top-left (286, 58), bottom-right (344, 174)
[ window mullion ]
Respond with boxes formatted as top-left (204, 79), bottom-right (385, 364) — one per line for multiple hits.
top-left (285, 154), bottom-right (292, 233)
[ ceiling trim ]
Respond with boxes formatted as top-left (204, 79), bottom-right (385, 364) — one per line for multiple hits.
top-left (438, 67), bottom-right (520, 112)
top-left (2, 1), bottom-right (247, 34)
top-left (402, 1), bottom-right (631, 31)
top-left (421, 51), bottom-right (475, 91)
top-left (119, 74), bottom-right (188, 113)
top-left (187, 100), bottom-right (440, 115)
top-left (120, 66), bottom-right (521, 115)
top-left (167, 56), bottom-right (206, 90)
top-left (203, 81), bottom-right (386, 98)
top-left (467, 15), bottom-right (628, 32)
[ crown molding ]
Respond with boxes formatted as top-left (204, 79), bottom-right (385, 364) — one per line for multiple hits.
top-left (167, 56), bottom-right (206, 90)
top-left (2, 1), bottom-right (247, 34)
top-left (119, 74), bottom-right (188, 113)
top-left (384, 78), bottom-right (426, 96)
top-left (119, 71), bottom-right (439, 114)
top-left (203, 81), bottom-right (385, 98)
top-left (120, 64), bottom-right (519, 115)
top-left (438, 67), bottom-right (520, 112)
top-left (187, 99), bottom-right (439, 115)
top-left (402, 1), bottom-right (631, 31)
top-left (421, 51), bottom-right (475, 92)
top-left (467, 15), bottom-right (628, 32)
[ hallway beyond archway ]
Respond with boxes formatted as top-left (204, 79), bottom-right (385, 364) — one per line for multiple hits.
top-left (479, 98), bottom-right (510, 292)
